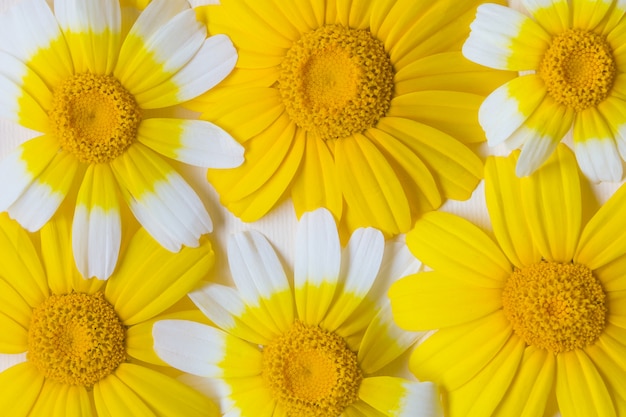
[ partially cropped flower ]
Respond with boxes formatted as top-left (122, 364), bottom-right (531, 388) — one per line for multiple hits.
top-left (464, 0), bottom-right (626, 181)
top-left (390, 144), bottom-right (626, 416)
top-left (153, 208), bottom-right (443, 417)
top-left (0, 212), bottom-right (218, 416)
top-left (0, 0), bottom-right (243, 279)
top-left (190, 0), bottom-right (514, 238)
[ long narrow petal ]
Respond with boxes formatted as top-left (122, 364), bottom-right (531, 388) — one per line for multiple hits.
top-left (583, 336), bottom-right (626, 415)
top-left (189, 283), bottom-right (282, 345)
top-left (0, 135), bottom-right (60, 226)
top-left (573, 109), bottom-right (623, 182)
top-left (54, 0), bottom-right (121, 74)
top-left (520, 144), bottom-right (581, 262)
top-left (8, 150), bottom-right (77, 232)
top-left (93, 373), bottom-right (156, 416)
top-left (485, 152), bottom-right (541, 268)
top-left (227, 231), bottom-right (294, 334)
top-left (492, 346), bottom-right (555, 417)
top-left (556, 350), bottom-right (617, 417)
top-left (115, 0), bottom-right (205, 95)
top-left (0, 0), bottom-right (73, 88)
top-left (104, 227), bottom-right (214, 326)
top-left (111, 143), bottom-right (212, 252)
top-left (478, 75), bottom-right (547, 147)
top-left (335, 133), bottom-right (411, 235)
top-left (294, 208), bottom-right (341, 325)
top-left (447, 336), bottom-right (525, 417)
top-left (358, 302), bottom-right (424, 374)
top-left (406, 211), bottom-right (511, 288)
top-left (137, 118), bottom-right (243, 168)
top-left (291, 133), bottom-right (343, 222)
top-left (359, 377), bottom-right (443, 417)
top-left (463, 3), bottom-right (551, 71)
top-left (390, 271), bottom-right (502, 331)
top-left (0, 50), bottom-right (51, 132)
top-left (72, 164), bottom-right (121, 280)
top-left (134, 34), bottom-right (237, 108)
top-left (114, 363), bottom-right (220, 417)
top-left (409, 312), bottom-right (513, 391)
top-left (521, 0), bottom-right (570, 34)
top-left (0, 362), bottom-right (44, 416)
top-left (0, 214), bottom-right (48, 307)
top-left (322, 227), bottom-right (384, 331)
top-left (152, 320), bottom-right (262, 378)
top-left (28, 380), bottom-right (93, 417)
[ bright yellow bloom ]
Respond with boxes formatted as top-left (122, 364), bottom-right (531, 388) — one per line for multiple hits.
top-left (191, 0), bottom-right (514, 238)
top-left (0, 212), bottom-right (218, 416)
top-left (153, 208), bottom-right (443, 417)
top-left (0, 0), bottom-right (243, 279)
top-left (464, 0), bottom-right (626, 181)
top-left (390, 144), bottom-right (626, 416)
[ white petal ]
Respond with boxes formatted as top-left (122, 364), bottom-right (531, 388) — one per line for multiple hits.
top-left (8, 182), bottom-right (63, 232)
top-left (574, 139), bottom-right (623, 182)
top-left (72, 206), bottom-right (121, 280)
top-left (124, 0), bottom-right (189, 41)
top-left (53, 0), bottom-right (121, 73)
top-left (360, 377), bottom-right (443, 417)
top-left (294, 208), bottom-right (341, 287)
top-left (136, 34), bottom-right (237, 108)
top-left (188, 283), bottom-right (246, 331)
top-left (152, 319), bottom-right (226, 377)
top-left (0, 0), bottom-right (72, 86)
top-left (463, 3), bottom-right (547, 70)
top-left (137, 118), bottom-right (244, 168)
top-left (228, 230), bottom-right (290, 303)
top-left (187, 0), bottom-right (220, 6)
top-left (515, 129), bottom-right (560, 177)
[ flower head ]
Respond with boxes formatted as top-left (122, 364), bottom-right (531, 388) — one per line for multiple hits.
top-left (390, 144), bottom-right (626, 416)
top-left (0, 0), bottom-right (243, 279)
top-left (0, 212), bottom-right (218, 416)
top-left (463, 0), bottom-right (626, 181)
top-left (191, 0), bottom-right (514, 238)
top-left (153, 208), bottom-right (443, 417)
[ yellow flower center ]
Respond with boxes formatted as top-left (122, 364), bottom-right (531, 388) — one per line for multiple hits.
top-left (262, 320), bottom-right (362, 417)
top-left (50, 73), bottom-right (142, 164)
top-left (27, 292), bottom-right (126, 386)
top-left (538, 28), bottom-right (616, 112)
top-left (278, 24), bottom-right (394, 140)
top-left (502, 261), bottom-right (607, 353)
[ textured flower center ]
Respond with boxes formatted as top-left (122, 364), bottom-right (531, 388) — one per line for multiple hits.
top-left (28, 292), bottom-right (126, 386)
top-left (538, 28), bottom-right (615, 112)
top-left (502, 261), bottom-right (607, 353)
top-left (50, 73), bottom-right (142, 164)
top-left (278, 24), bottom-right (394, 140)
top-left (262, 320), bottom-right (362, 417)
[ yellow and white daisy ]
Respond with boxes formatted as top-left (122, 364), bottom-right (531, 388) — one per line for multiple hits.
top-left (0, 0), bottom-right (243, 279)
top-left (153, 208), bottom-right (443, 417)
top-left (0, 212), bottom-right (218, 416)
top-left (390, 144), bottom-right (626, 416)
top-left (464, 0), bottom-right (626, 181)
top-left (189, 0), bottom-right (515, 238)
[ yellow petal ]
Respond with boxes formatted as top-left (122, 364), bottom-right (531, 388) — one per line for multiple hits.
top-left (0, 361), bottom-right (44, 415)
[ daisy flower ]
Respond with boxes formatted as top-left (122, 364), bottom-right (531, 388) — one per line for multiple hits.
top-left (189, 0), bottom-right (515, 238)
top-left (0, 212), bottom-right (219, 416)
top-left (153, 208), bottom-right (443, 417)
top-left (463, 0), bottom-right (626, 182)
top-left (0, 0), bottom-right (243, 279)
top-left (390, 144), bottom-right (626, 416)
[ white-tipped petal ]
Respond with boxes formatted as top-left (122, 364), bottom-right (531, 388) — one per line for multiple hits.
top-left (463, 3), bottom-right (550, 71)
top-left (137, 118), bottom-right (244, 168)
top-left (111, 144), bottom-right (212, 252)
top-left (9, 183), bottom-right (63, 232)
top-left (54, 0), bottom-right (121, 74)
top-left (515, 129), bottom-right (560, 177)
top-left (574, 139), bottom-right (623, 182)
top-left (323, 227), bottom-right (384, 331)
top-left (135, 34), bottom-right (238, 108)
top-left (152, 320), bottom-right (227, 377)
top-left (189, 283), bottom-right (245, 331)
top-left (360, 377), bottom-right (444, 417)
top-left (72, 165), bottom-right (121, 280)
